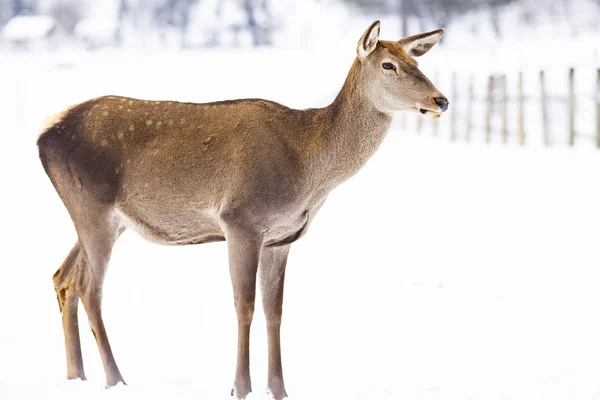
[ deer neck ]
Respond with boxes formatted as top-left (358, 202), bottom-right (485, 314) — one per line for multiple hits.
top-left (310, 59), bottom-right (393, 187)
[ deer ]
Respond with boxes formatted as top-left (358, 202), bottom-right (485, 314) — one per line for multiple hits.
top-left (37, 21), bottom-right (448, 400)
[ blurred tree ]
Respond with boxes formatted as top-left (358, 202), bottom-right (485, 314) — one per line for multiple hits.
top-left (421, 0), bottom-right (479, 28)
top-left (343, 0), bottom-right (441, 36)
top-left (47, 0), bottom-right (85, 32)
top-left (116, 0), bottom-right (128, 45)
top-left (398, 0), bottom-right (420, 36)
top-left (257, 0), bottom-right (273, 45)
top-left (155, 0), bottom-right (200, 48)
top-left (488, 0), bottom-right (519, 37)
top-left (243, 0), bottom-right (273, 46)
top-left (344, 0), bottom-right (389, 10)
top-left (343, 0), bottom-right (519, 38)
top-left (0, 0), bottom-right (13, 27)
top-left (244, 0), bottom-right (259, 46)
top-left (12, 0), bottom-right (37, 15)
top-left (0, 0), bottom-right (37, 28)
top-left (117, 0), bottom-right (194, 47)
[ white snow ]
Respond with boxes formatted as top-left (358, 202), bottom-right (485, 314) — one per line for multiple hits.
top-left (74, 18), bottom-right (118, 42)
top-left (1, 15), bottom-right (57, 41)
top-left (1, 24), bottom-right (600, 400)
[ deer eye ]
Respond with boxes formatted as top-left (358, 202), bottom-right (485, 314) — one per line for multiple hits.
top-left (382, 62), bottom-right (396, 71)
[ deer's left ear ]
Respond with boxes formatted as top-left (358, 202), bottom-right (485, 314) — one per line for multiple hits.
top-left (357, 20), bottom-right (380, 61)
top-left (399, 29), bottom-right (444, 57)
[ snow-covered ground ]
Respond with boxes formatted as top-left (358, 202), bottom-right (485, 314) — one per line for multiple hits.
top-left (2, 43), bottom-right (600, 400)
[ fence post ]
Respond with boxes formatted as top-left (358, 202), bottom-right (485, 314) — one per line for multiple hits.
top-left (518, 71), bottom-right (525, 145)
top-left (502, 74), bottom-right (508, 144)
top-left (450, 72), bottom-right (457, 141)
top-left (596, 68), bottom-right (600, 149)
top-left (569, 67), bottom-right (575, 146)
top-left (15, 76), bottom-right (24, 133)
top-left (466, 74), bottom-right (473, 142)
top-left (540, 70), bottom-right (549, 146)
top-left (486, 75), bottom-right (493, 143)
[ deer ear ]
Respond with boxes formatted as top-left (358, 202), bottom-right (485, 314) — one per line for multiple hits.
top-left (357, 20), bottom-right (380, 61)
top-left (399, 29), bottom-right (444, 57)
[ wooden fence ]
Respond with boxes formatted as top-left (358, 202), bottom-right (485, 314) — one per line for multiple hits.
top-left (405, 67), bottom-right (600, 148)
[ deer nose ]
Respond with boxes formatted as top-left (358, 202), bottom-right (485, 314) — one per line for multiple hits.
top-left (434, 97), bottom-right (449, 112)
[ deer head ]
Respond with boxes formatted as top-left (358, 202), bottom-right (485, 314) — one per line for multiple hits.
top-left (356, 20), bottom-right (449, 119)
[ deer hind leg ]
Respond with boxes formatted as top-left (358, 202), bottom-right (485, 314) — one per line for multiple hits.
top-left (260, 245), bottom-right (290, 400)
top-left (73, 209), bottom-right (126, 388)
top-left (53, 243), bottom-right (86, 381)
top-left (223, 218), bottom-right (264, 399)
top-left (40, 145), bottom-right (124, 387)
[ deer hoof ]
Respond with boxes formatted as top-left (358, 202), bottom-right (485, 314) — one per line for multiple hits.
top-left (266, 387), bottom-right (289, 400)
top-left (231, 389), bottom-right (254, 399)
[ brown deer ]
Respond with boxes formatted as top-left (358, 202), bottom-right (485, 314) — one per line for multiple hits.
top-left (37, 21), bottom-right (448, 400)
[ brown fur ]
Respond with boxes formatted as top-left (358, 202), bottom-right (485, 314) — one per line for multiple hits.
top-left (38, 21), bottom-right (448, 399)
top-left (379, 40), bottom-right (418, 66)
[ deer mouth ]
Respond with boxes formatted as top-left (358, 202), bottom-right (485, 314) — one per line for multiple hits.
top-left (418, 108), bottom-right (442, 119)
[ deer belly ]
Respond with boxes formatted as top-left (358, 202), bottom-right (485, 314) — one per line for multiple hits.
top-left (263, 211), bottom-right (310, 247)
top-left (115, 206), bottom-right (224, 246)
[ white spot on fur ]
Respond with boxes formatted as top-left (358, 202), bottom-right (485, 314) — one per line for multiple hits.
top-left (118, 105), bottom-right (123, 109)
top-left (180, 118), bottom-right (186, 125)
top-left (127, 108), bottom-right (131, 112)
top-left (117, 131), bottom-right (124, 139)
top-left (102, 111), bottom-right (109, 116)
top-left (129, 124), bottom-right (135, 132)
top-left (156, 121), bottom-right (163, 128)
top-left (101, 139), bottom-right (109, 147)
top-left (146, 120), bottom-right (153, 126)
top-left (128, 100), bottom-right (133, 105)
top-left (121, 98), bottom-right (126, 102)
top-left (204, 207), bottom-right (219, 219)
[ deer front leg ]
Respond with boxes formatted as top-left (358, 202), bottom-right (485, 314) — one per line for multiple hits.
top-left (260, 245), bottom-right (290, 400)
top-left (225, 221), bottom-right (263, 399)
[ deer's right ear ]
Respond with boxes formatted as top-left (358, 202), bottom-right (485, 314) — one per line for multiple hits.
top-left (357, 20), bottom-right (380, 61)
